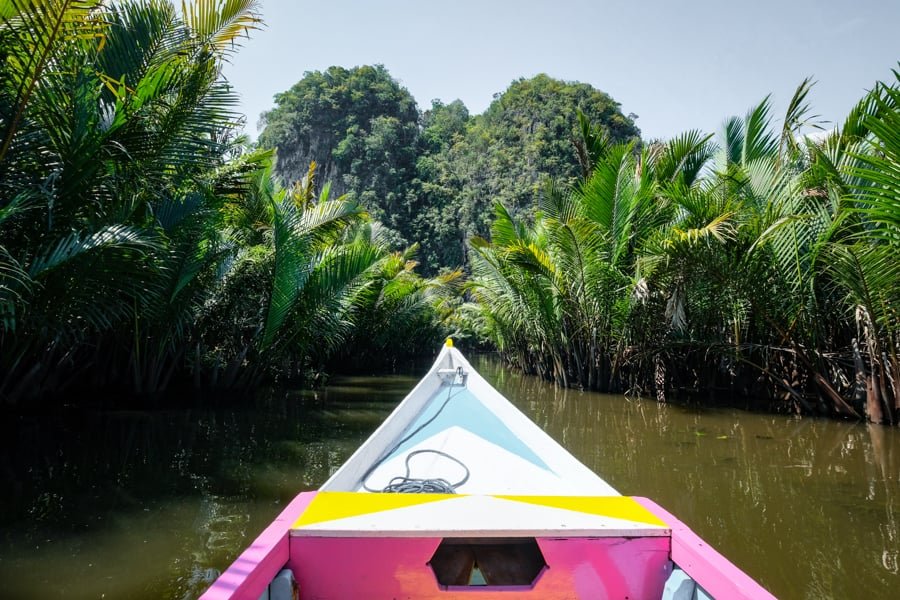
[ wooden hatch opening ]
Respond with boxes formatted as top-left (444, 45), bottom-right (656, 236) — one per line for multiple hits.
top-left (428, 537), bottom-right (547, 589)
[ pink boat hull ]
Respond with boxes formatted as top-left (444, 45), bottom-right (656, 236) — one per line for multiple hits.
top-left (200, 491), bottom-right (775, 600)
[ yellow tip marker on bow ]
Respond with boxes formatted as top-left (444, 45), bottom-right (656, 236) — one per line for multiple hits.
top-left (445, 337), bottom-right (454, 347)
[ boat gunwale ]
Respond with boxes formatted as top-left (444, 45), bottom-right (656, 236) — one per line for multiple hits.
top-left (635, 497), bottom-right (777, 600)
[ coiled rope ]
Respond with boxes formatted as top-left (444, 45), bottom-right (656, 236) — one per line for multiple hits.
top-left (381, 449), bottom-right (469, 493)
top-left (362, 374), bottom-right (470, 494)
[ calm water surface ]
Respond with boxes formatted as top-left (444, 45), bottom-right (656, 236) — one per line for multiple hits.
top-left (1, 355), bottom-right (898, 599)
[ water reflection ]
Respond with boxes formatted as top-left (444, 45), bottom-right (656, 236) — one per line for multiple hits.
top-left (0, 382), bottom-right (405, 599)
top-left (470, 355), bottom-right (900, 599)
top-left (0, 356), bottom-right (898, 599)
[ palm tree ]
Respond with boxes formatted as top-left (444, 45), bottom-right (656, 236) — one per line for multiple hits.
top-left (823, 69), bottom-right (900, 421)
top-left (466, 70), bottom-right (899, 424)
top-left (0, 0), bottom-right (263, 400)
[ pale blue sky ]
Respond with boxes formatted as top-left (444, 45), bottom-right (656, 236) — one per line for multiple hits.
top-left (223, 0), bottom-right (900, 141)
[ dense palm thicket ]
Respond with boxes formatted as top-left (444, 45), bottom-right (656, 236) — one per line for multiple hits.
top-left (0, 0), bottom-right (455, 404)
top-left (466, 77), bottom-right (900, 423)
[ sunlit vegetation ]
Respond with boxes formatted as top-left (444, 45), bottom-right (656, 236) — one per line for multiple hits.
top-left (259, 69), bottom-right (639, 273)
top-left (465, 76), bottom-right (900, 423)
top-left (0, 1), bottom-right (454, 403)
top-left (2, 2), bottom-right (896, 426)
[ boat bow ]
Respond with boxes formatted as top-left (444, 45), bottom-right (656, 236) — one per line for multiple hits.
top-left (201, 343), bottom-right (776, 600)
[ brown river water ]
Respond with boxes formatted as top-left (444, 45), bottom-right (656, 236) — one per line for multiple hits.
top-left (0, 354), bottom-right (898, 599)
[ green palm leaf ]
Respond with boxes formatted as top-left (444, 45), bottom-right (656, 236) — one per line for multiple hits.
top-left (780, 77), bottom-right (821, 157)
top-left (0, 0), bottom-right (103, 163)
top-left (259, 195), bottom-right (367, 351)
top-left (849, 74), bottom-right (900, 241)
top-left (28, 224), bottom-right (154, 276)
top-left (181, 0), bottom-right (261, 55)
top-left (653, 129), bottom-right (714, 186)
top-left (743, 96), bottom-right (778, 164)
top-left (824, 243), bottom-right (899, 334)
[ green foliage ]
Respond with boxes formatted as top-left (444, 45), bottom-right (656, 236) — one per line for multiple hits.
top-left (466, 70), bottom-right (900, 423)
top-left (258, 70), bottom-right (640, 274)
top-left (420, 75), bottom-right (641, 272)
top-left (329, 237), bottom-right (464, 371)
top-left (5, 0), bottom-right (893, 428)
top-left (258, 65), bottom-right (420, 244)
top-left (0, 1), bottom-right (450, 403)
top-left (407, 99), bottom-right (472, 272)
top-left (0, 0), bottom-right (258, 399)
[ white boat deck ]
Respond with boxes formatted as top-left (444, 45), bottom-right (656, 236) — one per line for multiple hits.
top-left (298, 345), bottom-right (659, 541)
top-left (322, 345), bottom-right (618, 497)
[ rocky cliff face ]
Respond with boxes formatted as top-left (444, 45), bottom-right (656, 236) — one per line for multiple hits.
top-left (259, 65), bottom-right (420, 211)
top-left (273, 133), bottom-right (344, 196)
